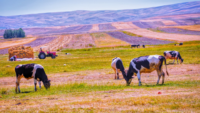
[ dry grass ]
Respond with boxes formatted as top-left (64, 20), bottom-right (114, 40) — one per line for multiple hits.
top-left (91, 32), bottom-right (130, 47)
top-left (0, 79), bottom-right (199, 112)
top-left (0, 37), bottom-right (36, 50)
top-left (33, 35), bottom-right (72, 51)
top-left (166, 25), bottom-right (200, 31)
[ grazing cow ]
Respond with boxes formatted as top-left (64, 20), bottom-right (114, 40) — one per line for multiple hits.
top-left (179, 43), bottom-right (183, 45)
top-left (163, 51), bottom-right (183, 64)
top-left (111, 57), bottom-right (126, 79)
top-left (15, 63), bottom-right (50, 93)
top-left (131, 44), bottom-right (139, 48)
top-left (125, 55), bottom-right (169, 86)
top-left (142, 45), bottom-right (145, 48)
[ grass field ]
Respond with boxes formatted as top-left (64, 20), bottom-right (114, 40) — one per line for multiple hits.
top-left (0, 41), bottom-right (199, 78)
top-left (0, 41), bottom-right (200, 112)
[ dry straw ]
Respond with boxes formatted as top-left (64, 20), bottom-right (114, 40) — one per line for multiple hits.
top-left (8, 45), bottom-right (34, 59)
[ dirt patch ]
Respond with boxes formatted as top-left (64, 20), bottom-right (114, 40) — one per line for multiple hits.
top-left (125, 28), bottom-right (200, 42)
top-left (89, 24), bottom-right (99, 32)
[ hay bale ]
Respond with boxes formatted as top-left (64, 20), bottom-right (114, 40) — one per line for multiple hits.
top-left (8, 45), bottom-right (34, 59)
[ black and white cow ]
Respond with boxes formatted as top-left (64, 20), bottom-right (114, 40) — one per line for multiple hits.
top-left (131, 45), bottom-right (140, 48)
top-left (164, 51), bottom-right (184, 64)
top-left (15, 63), bottom-right (50, 93)
top-left (111, 57), bottom-right (126, 79)
top-left (125, 55), bottom-right (169, 86)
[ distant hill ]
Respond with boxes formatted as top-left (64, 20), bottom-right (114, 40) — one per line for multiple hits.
top-left (0, 1), bottom-right (200, 29)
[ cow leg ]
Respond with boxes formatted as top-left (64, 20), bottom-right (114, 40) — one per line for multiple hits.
top-left (34, 79), bottom-right (37, 91)
top-left (173, 59), bottom-right (175, 64)
top-left (117, 69), bottom-right (120, 79)
top-left (117, 72), bottom-right (119, 79)
top-left (161, 71), bottom-right (165, 84)
top-left (15, 75), bottom-right (22, 93)
top-left (38, 81), bottom-right (42, 89)
top-left (177, 57), bottom-right (179, 64)
top-left (156, 70), bottom-right (162, 85)
top-left (115, 69), bottom-right (117, 79)
top-left (137, 72), bottom-right (142, 86)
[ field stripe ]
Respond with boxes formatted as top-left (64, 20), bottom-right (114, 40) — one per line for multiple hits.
top-left (125, 28), bottom-right (200, 42)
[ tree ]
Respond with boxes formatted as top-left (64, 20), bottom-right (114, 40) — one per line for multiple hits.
top-left (3, 28), bottom-right (25, 39)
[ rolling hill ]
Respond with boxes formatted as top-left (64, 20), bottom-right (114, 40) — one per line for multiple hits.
top-left (0, 1), bottom-right (200, 29)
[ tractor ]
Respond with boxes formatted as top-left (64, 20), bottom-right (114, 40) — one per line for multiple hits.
top-left (38, 46), bottom-right (57, 59)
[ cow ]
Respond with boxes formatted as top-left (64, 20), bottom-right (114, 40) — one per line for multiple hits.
top-left (131, 44), bottom-right (140, 48)
top-left (163, 51), bottom-right (184, 64)
top-left (111, 57), bottom-right (127, 79)
top-left (142, 45), bottom-right (145, 48)
top-left (15, 63), bottom-right (50, 93)
top-left (124, 55), bottom-right (169, 86)
top-left (179, 43), bottom-right (183, 46)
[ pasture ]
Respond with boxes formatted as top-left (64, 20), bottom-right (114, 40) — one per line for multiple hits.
top-left (0, 41), bottom-right (200, 112)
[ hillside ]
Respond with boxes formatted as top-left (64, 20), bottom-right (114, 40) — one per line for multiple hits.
top-left (0, 1), bottom-right (200, 29)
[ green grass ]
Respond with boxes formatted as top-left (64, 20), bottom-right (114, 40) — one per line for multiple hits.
top-left (0, 41), bottom-right (200, 77)
top-left (1, 80), bottom-right (199, 112)
top-left (1, 80), bottom-right (199, 99)
top-left (121, 31), bottom-right (143, 37)
top-left (147, 28), bottom-right (165, 33)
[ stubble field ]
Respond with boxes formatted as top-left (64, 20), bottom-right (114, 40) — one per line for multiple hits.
top-left (0, 41), bottom-right (200, 112)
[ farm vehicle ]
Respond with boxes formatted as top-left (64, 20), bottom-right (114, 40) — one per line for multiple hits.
top-left (38, 46), bottom-right (57, 59)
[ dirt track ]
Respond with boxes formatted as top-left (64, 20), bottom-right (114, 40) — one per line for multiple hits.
top-left (0, 64), bottom-right (199, 88)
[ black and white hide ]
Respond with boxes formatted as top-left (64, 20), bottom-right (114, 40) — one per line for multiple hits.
top-left (125, 55), bottom-right (169, 86)
top-left (111, 57), bottom-right (126, 79)
top-left (15, 63), bottom-right (50, 93)
top-left (164, 51), bottom-right (184, 64)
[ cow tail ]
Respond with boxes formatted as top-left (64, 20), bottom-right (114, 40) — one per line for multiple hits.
top-left (164, 57), bottom-right (169, 76)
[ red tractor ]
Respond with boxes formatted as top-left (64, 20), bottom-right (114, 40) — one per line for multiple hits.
top-left (38, 47), bottom-right (58, 59)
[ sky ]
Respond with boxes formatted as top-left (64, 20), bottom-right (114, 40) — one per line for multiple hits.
top-left (0, 0), bottom-right (199, 16)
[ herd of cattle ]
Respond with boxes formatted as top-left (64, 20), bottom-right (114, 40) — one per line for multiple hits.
top-left (14, 50), bottom-right (183, 93)
top-left (111, 50), bottom-right (183, 86)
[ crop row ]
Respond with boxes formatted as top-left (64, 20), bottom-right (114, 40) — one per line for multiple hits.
top-left (160, 28), bottom-right (200, 35)
top-left (107, 31), bottom-right (173, 45)
top-left (132, 21), bottom-right (165, 28)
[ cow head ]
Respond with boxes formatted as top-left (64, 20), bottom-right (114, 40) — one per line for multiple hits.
top-left (180, 59), bottom-right (184, 64)
top-left (125, 63), bottom-right (134, 86)
top-left (44, 80), bottom-right (51, 89)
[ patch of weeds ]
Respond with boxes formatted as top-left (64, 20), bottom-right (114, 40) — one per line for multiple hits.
top-left (122, 31), bottom-right (143, 37)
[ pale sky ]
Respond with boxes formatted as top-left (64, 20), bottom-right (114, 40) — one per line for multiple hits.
top-left (0, 0), bottom-right (199, 16)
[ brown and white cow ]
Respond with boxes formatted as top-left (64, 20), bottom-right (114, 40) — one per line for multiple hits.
top-left (164, 51), bottom-right (184, 64)
top-left (111, 57), bottom-right (126, 79)
top-left (15, 63), bottom-right (50, 93)
top-left (125, 55), bottom-right (169, 86)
